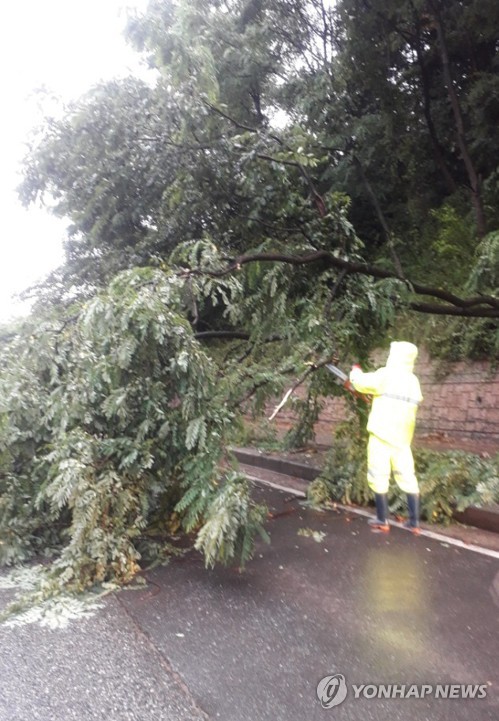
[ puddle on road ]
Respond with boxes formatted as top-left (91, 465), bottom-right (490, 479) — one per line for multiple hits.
top-left (358, 549), bottom-right (430, 659)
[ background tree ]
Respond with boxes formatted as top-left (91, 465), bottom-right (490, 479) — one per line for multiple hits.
top-left (20, 0), bottom-right (499, 320)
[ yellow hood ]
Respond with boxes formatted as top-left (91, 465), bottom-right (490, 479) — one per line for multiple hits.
top-left (385, 341), bottom-right (418, 372)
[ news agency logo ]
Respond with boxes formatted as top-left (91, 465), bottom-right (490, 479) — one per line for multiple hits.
top-left (316, 674), bottom-right (348, 708)
top-left (316, 674), bottom-right (488, 708)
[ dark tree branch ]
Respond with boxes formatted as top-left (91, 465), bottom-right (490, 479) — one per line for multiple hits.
top-left (194, 330), bottom-right (282, 341)
top-left (194, 331), bottom-right (252, 340)
top-left (323, 268), bottom-right (348, 319)
top-left (407, 302), bottom-right (498, 318)
top-left (408, 3), bottom-right (458, 194)
top-left (182, 250), bottom-right (499, 318)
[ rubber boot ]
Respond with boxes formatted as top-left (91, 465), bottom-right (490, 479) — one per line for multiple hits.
top-left (404, 493), bottom-right (420, 535)
top-left (368, 493), bottom-right (390, 533)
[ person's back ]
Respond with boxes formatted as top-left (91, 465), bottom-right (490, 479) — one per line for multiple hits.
top-left (370, 347), bottom-right (422, 447)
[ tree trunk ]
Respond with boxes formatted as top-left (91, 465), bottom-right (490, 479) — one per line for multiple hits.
top-left (412, 25), bottom-right (458, 194)
top-left (429, 1), bottom-right (487, 238)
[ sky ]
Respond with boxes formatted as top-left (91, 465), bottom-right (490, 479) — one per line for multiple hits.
top-left (0, 0), bottom-right (151, 321)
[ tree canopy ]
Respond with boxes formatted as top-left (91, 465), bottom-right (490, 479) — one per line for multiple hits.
top-left (20, 0), bottom-right (499, 324)
top-left (1, 0), bottom-right (498, 598)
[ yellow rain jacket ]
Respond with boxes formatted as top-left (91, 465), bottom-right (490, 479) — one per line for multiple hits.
top-left (349, 342), bottom-right (423, 448)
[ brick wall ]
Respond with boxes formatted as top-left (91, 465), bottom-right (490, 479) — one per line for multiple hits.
top-left (412, 350), bottom-right (499, 448)
top-left (269, 350), bottom-right (499, 453)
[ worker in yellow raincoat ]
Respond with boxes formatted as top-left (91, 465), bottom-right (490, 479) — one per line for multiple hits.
top-left (349, 341), bottom-right (423, 534)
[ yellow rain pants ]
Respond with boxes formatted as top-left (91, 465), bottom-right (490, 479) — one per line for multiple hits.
top-left (367, 434), bottom-right (419, 495)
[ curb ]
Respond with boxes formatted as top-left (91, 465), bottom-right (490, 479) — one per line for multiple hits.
top-left (232, 447), bottom-right (499, 536)
top-left (232, 448), bottom-right (321, 482)
top-left (453, 507), bottom-right (499, 535)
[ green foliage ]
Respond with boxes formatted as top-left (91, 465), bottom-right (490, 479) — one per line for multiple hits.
top-left (391, 449), bottom-right (499, 525)
top-left (0, 320), bottom-right (67, 564)
top-left (194, 472), bottom-right (269, 568)
top-left (306, 477), bottom-right (336, 510)
top-left (467, 232), bottom-right (499, 296)
top-left (416, 201), bottom-right (476, 288)
top-left (0, 267), bottom-right (268, 595)
top-left (283, 392), bottom-right (323, 450)
top-left (308, 417), bottom-right (370, 508)
top-left (308, 429), bottom-right (499, 525)
top-left (426, 232), bottom-right (499, 361)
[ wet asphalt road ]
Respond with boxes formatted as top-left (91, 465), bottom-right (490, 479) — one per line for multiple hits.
top-left (1, 483), bottom-right (498, 721)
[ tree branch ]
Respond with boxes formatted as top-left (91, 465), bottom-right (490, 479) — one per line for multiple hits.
top-left (194, 330), bottom-right (282, 341)
top-left (203, 100), bottom-right (327, 216)
top-left (407, 302), bottom-right (499, 318)
top-left (182, 250), bottom-right (499, 318)
top-left (269, 357), bottom-right (333, 420)
top-left (407, 3), bottom-right (458, 194)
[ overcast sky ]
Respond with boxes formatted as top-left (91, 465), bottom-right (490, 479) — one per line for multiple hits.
top-left (0, 0), bottom-right (151, 321)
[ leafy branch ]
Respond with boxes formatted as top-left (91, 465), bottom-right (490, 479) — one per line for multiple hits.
top-left (182, 250), bottom-right (499, 318)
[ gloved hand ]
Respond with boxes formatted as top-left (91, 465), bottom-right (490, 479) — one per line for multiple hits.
top-left (349, 364), bottom-right (362, 389)
top-left (346, 364), bottom-right (372, 404)
top-left (347, 364), bottom-right (360, 391)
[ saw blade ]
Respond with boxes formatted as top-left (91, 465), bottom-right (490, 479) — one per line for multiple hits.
top-left (325, 363), bottom-right (348, 383)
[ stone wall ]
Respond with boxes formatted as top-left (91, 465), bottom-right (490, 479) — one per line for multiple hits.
top-left (270, 350), bottom-right (499, 453)
top-left (413, 350), bottom-right (499, 448)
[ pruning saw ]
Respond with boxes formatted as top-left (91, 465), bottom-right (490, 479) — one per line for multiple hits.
top-left (325, 363), bottom-right (348, 384)
top-left (325, 363), bottom-right (370, 403)
top-left (269, 361), bottom-right (369, 421)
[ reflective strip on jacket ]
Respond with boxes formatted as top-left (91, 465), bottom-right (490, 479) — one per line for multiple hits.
top-left (349, 344), bottom-right (423, 448)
